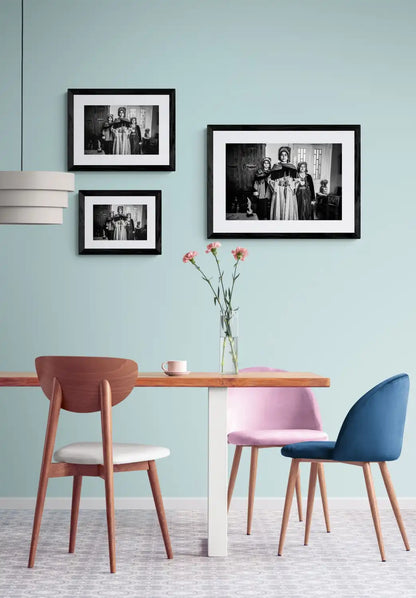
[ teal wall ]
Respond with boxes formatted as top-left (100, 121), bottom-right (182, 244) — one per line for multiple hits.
top-left (1, 0), bottom-right (415, 499)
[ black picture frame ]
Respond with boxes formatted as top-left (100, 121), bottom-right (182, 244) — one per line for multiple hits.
top-left (79, 190), bottom-right (162, 255)
top-left (207, 124), bottom-right (360, 239)
top-left (68, 88), bottom-right (175, 171)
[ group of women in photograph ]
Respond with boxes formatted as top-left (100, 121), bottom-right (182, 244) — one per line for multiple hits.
top-left (101, 107), bottom-right (150, 155)
top-left (253, 147), bottom-right (316, 220)
top-left (102, 206), bottom-right (146, 241)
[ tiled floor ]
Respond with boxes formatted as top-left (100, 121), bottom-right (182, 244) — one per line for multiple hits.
top-left (0, 508), bottom-right (415, 597)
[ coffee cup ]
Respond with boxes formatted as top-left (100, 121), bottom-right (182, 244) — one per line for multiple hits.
top-left (161, 360), bottom-right (187, 374)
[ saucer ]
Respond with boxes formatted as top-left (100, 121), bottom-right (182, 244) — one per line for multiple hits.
top-left (163, 371), bottom-right (190, 377)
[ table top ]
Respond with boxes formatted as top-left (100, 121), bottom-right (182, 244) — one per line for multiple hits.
top-left (0, 371), bottom-right (330, 388)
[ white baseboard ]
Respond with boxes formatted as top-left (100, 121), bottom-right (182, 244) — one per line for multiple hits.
top-left (1, 497), bottom-right (415, 510)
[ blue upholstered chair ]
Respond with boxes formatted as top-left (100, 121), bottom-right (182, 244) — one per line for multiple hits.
top-left (278, 374), bottom-right (410, 561)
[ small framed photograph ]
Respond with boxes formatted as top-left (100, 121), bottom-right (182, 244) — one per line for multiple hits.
top-left (79, 190), bottom-right (161, 255)
top-left (68, 89), bottom-right (175, 171)
top-left (207, 125), bottom-right (360, 239)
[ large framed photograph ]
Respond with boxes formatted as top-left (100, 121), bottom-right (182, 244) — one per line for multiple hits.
top-left (207, 125), bottom-right (360, 238)
top-left (68, 89), bottom-right (175, 171)
top-left (79, 190), bottom-right (161, 255)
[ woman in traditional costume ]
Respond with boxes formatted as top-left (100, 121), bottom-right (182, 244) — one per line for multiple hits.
top-left (253, 157), bottom-right (272, 220)
top-left (125, 213), bottom-right (135, 240)
top-left (101, 114), bottom-right (114, 154)
top-left (295, 161), bottom-right (315, 220)
top-left (129, 117), bottom-right (142, 154)
top-left (113, 205), bottom-right (127, 240)
top-left (112, 107), bottom-right (131, 155)
top-left (269, 146), bottom-right (298, 220)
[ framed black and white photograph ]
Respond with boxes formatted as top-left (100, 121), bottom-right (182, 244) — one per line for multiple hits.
top-left (79, 190), bottom-right (161, 255)
top-left (68, 89), bottom-right (175, 171)
top-left (207, 125), bottom-right (360, 238)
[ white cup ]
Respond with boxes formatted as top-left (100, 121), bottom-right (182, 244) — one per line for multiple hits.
top-left (161, 360), bottom-right (187, 374)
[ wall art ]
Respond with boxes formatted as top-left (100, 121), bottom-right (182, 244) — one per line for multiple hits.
top-left (207, 125), bottom-right (360, 238)
top-left (68, 89), bottom-right (175, 171)
top-left (79, 190), bottom-right (161, 254)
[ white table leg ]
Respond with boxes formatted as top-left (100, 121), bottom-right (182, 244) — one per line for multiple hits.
top-left (208, 386), bottom-right (228, 556)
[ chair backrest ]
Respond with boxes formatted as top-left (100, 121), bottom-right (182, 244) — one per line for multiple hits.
top-left (333, 373), bottom-right (409, 462)
top-left (35, 356), bottom-right (138, 413)
top-left (227, 366), bottom-right (323, 433)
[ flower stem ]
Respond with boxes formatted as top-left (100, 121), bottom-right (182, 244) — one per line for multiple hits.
top-left (213, 252), bottom-right (228, 311)
top-left (228, 260), bottom-right (239, 310)
top-left (220, 335), bottom-right (227, 373)
top-left (191, 261), bottom-right (224, 314)
top-left (220, 312), bottom-right (239, 374)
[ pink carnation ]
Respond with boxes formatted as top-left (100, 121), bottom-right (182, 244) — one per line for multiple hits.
top-left (232, 247), bottom-right (248, 261)
top-left (182, 251), bottom-right (198, 264)
top-left (205, 242), bottom-right (221, 254)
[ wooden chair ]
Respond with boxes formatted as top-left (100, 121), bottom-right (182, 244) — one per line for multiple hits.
top-left (28, 356), bottom-right (172, 573)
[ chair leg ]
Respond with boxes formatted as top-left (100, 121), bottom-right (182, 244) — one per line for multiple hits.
top-left (101, 380), bottom-right (116, 573)
top-left (28, 465), bottom-right (50, 568)
top-left (304, 462), bottom-right (318, 546)
top-left (247, 447), bottom-right (259, 535)
top-left (362, 462), bottom-right (386, 562)
top-left (69, 475), bottom-right (82, 553)
top-left (295, 471), bottom-right (303, 522)
top-left (278, 459), bottom-right (300, 556)
top-left (317, 463), bottom-right (331, 533)
top-left (28, 382), bottom-right (62, 568)
top-left (379, 462), bottom-right (410, 551)
top-left (148, 460), bottom-right (173, 559)
top-left (103, 464), bottom-right (116, 572)
top-left (228, 445), bottom-right (242, 512)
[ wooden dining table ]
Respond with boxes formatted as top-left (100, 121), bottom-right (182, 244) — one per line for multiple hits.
top-left (0, 370), bottom-right (330, 556)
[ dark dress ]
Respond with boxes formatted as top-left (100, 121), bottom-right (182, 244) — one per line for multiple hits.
top-left (101, 124), bottom-right (113, 154)
top-left (253, 168), bottom-right (272, 220)
top-left (103, 216), bottom-right (115, 240)
top-left (129, 125), bottom-right (142, 154)
top-left (296, 173), bottom-right (315, 220)
top-left (126, 218), bottom-right (135, 240)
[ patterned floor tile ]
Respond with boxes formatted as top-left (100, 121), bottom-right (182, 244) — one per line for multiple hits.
top-left (0, 508), bottom-right (415, 598)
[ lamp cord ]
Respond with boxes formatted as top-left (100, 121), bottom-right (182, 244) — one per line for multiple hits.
top-left (20, 0), bottom-right (24, 171)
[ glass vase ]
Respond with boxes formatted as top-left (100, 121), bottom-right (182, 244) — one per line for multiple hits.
top-left (219, 310), bottom-right (239, 374)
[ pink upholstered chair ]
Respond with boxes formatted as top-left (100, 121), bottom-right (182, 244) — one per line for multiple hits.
top-left (227, 367), bottom-right (330, 535)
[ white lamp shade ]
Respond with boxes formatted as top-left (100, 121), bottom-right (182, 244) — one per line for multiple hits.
top-left (0, 171), bottom-right (75, 224)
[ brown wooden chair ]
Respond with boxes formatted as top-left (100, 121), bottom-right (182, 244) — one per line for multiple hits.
top-left (28, 356), bottom-right (172, 573)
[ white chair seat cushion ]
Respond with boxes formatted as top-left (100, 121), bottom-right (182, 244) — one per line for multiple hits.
top-left (53, 442), bottom-right (170, 465)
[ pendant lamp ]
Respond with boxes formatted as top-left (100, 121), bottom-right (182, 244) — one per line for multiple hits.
top-left (0, 0), bottom-right (74, 225)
